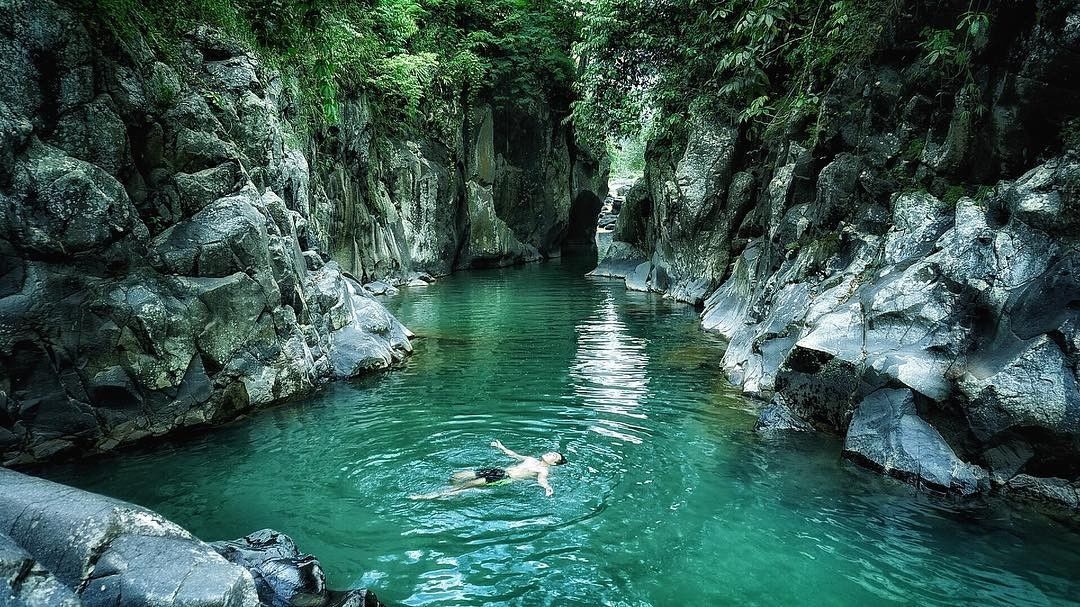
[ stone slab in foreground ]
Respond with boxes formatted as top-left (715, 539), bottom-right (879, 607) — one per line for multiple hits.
top-left (0, 468), bottom-right (382, 607)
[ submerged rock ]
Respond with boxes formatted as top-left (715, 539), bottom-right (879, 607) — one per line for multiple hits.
top-left (212, 530), bottom-right (385, 607)
top-left (754, 396), bottom-right (814, 433)
top-left (1003, 474), bottom-right (1080, 513)
top-left (363, 281), bottom-right (398, 296)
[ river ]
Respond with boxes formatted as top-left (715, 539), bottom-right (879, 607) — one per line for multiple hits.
top-left (45, 258), bottom-right (1080, 606)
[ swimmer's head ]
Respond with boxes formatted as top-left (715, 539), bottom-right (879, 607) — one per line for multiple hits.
top-left (542, 452), bottom-right (567, 466)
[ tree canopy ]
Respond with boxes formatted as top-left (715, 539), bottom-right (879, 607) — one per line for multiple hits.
top-left (573, 0), bottom-right (993, 149)
top-left (94, 0), bottom-right (582, 130)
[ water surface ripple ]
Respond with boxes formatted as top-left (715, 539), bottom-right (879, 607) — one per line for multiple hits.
top-left (48, 259), bottom-right (1080, 606)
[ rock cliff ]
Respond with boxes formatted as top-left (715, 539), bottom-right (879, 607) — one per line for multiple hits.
top-left (0, 0), bottom-right (605, 465)
top-left (594, 1), bottom-right (1080, 510)
top-left (310, 98), bottom-right (607, 277)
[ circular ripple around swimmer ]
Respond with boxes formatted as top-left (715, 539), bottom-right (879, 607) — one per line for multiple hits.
top-left (43, 259), bottom-right (1080, 607)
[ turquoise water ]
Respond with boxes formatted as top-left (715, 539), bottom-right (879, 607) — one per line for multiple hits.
top-left (47, 259), bottom-right (1080, 606)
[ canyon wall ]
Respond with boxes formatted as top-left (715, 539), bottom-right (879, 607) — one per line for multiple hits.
top-left (0, 0), bottom-right (605, 465)
top-left (594, 1), bottom-right (1080, 510)
top-left (309, 96), bottom-right (607, 278)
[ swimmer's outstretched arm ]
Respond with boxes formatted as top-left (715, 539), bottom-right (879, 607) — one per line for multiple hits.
top-left (491, 439), bottom-right (526, 461)
top-left (537, 468), bottom-right (554, 497)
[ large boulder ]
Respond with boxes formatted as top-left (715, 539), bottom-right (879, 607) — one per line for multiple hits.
top-left (1005, 152), bottom-right (1080, 240)
top-left (588, 241), bottom-right (647, 280)
top-left (2, 142), bottom-right (147, 258)
top-left (0, 469), bottom-right (387, 607)
top-left (959, 335), bottom-right (1080, 441)
top-left (843, 388), bottom-right (989, 496)
top-left (0, 468), bottom-right (261, 607)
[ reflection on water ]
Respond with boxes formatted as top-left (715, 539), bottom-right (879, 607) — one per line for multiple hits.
top-left (573, 291), bottom-right (650, 443)
top-left (42, 258), bottom-right (1080, 607)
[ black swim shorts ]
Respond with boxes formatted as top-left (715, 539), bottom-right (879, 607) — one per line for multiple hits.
top-left (475, 467), bottom-right (508, 483)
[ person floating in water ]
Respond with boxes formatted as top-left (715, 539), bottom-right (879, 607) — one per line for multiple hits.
top-left (410, 440), bottom-right (567, 499)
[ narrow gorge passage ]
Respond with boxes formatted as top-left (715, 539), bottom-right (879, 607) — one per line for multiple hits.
top-left (2, 0), bottom-right (1080, 604)
top-left (45, 260), bottom-right (1080, 606)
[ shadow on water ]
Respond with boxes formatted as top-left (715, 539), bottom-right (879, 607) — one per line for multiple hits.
top-left (41, 260), bottom-right (1080, 607)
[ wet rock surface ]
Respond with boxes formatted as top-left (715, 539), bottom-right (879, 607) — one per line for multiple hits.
top-left (212, 530), bottom-right (384, 607)
top-left (754, 396), bottom-right (813, 433)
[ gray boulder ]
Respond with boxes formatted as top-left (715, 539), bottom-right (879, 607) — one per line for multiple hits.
top-left (0, 468), bottom-right (260, 606)
top-left (1005, 152), bottom-right (1079, 239)
top-left (589, 241), bottom-right (647, 280)
top-left (0, 533), bottom-right (81, 607)
top-left (882, 191), bottom-right (952, 265)
top-left (843, 389), bottom-right (988, 496)
top-left (0, 469), bottom-right (388, 607)
top-left (3, 142), bottom-right (146, 257)
top-left (211, 530), bottom-right (385, 607)
top-left (959, 335), bottom-right (1080, 441)
top-left (362, 281), bottom-right (398, 296)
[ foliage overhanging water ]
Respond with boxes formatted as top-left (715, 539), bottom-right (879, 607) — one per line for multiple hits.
top-left (46, 259), bottom-right (1080, 606)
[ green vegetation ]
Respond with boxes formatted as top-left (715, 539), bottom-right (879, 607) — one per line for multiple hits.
top-left (89, 0), bottom-right (580, 131)
top-left (917, 9), bottom-right (990, 81)
top-left (941, 184), bottom-right (967, 207)
top-left (573, 0), bottom-right (901, 147)
top-left (573, 0), bottom-right (995, 154)
top-left (903, 138), bottom-right (926, 162)
top-left (1064, 118), bottom-right (1080, 150)
top-left (88, 0), bottom-right (1009, 171)
top-left (607, 133), bottom-right (646, 178)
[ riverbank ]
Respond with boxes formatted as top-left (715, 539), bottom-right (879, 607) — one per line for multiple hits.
top-left (590, 1), bottom-right (1080, 513)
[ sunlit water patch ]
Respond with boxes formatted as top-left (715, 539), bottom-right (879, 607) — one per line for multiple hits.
top-left (46, 259), bottom-right (1080, 606)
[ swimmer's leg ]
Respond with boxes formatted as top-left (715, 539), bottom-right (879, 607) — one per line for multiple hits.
top-left (410, 477), bottom-right (487, 500)
top-left (451, 470), bottom-right (480, 484)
